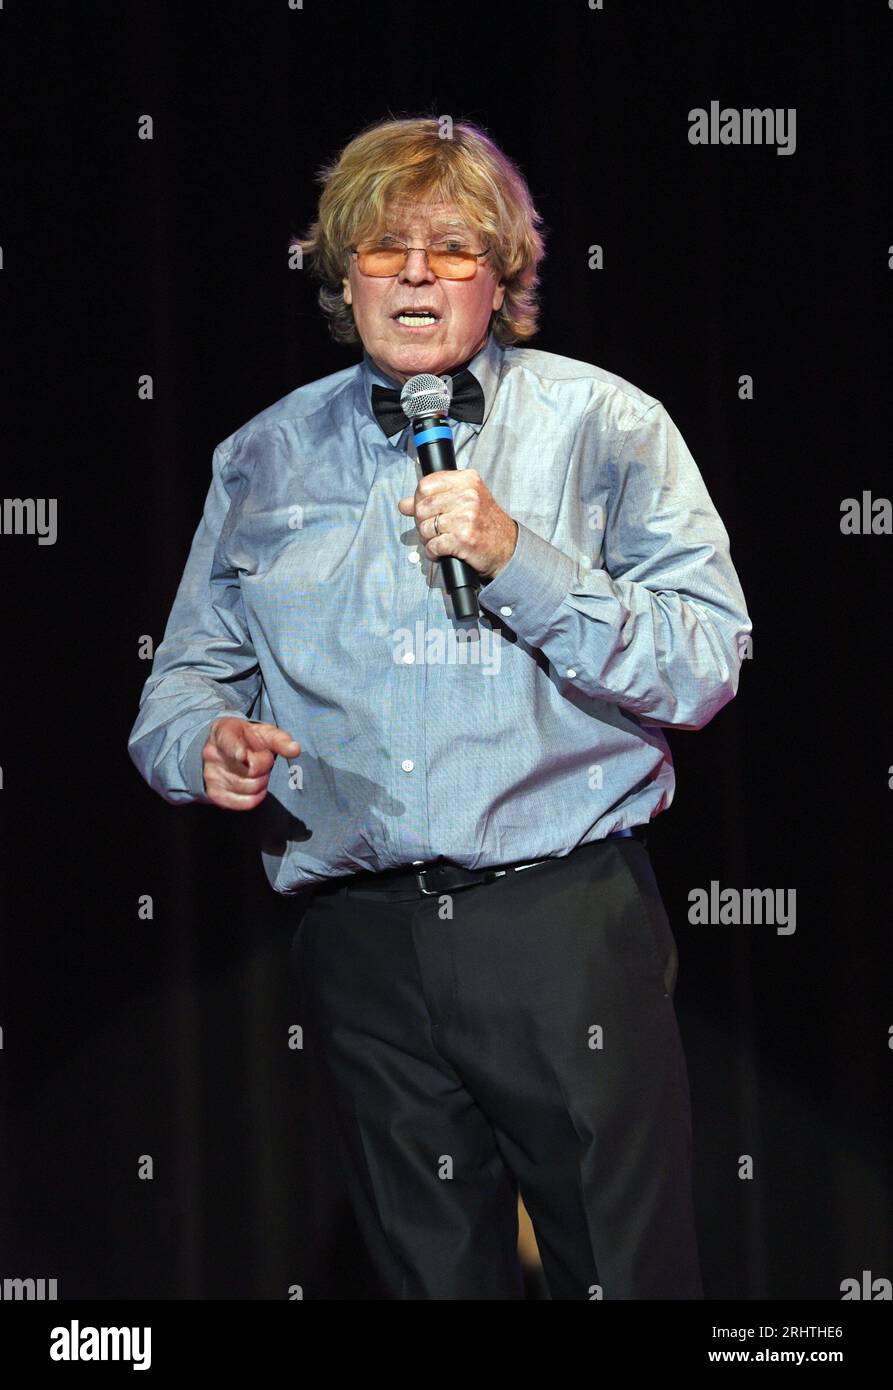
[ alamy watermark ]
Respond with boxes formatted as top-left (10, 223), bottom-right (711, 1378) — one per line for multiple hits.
top-left (392, 621), bottom-right (502, 674)
top-left (1, 1275), bottom-right (58, 1299)
top-left (1, 497), bottom-right (58, 545)
top-left (688, 883), bottom-right (796, 934)
top-left (688, 102), bottom-right (796, 156)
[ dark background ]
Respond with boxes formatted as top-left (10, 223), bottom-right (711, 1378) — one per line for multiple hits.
top-left (0, 0), bottom-right (890, 1299)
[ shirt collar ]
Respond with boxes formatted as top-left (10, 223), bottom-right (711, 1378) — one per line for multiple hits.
top-left (357, 328), bottom-right (505, 442)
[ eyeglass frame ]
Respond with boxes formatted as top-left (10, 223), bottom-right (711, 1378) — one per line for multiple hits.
top-left (346, 238), bottom-right (494, 279)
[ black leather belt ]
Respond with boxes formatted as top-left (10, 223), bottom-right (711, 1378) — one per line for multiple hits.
top-left (326, 825), bottom-right (648, 898)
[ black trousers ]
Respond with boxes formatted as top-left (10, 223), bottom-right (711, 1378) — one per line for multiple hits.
top-left (290, 835), bottom-right (703, 1300)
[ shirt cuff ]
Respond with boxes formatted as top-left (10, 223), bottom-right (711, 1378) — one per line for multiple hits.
top-left (478, 521), bottom-right (578, 643)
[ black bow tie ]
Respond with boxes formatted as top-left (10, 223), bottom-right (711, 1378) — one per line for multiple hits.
top-left (370, 367), bottom-right (485, 437)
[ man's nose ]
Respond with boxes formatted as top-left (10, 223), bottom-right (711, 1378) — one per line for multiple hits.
top-left (399, 248), bottom-right (436, 282)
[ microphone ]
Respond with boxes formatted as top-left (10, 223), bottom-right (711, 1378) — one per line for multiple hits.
top-left (400, 373), bottom-right (480, 620)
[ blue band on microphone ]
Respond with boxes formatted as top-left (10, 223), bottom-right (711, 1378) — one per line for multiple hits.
top-left (413, 425), bottom-right (453, 446)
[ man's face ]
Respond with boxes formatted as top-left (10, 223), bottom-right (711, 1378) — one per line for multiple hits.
top-left (342, 200), bottom-right (506, 385)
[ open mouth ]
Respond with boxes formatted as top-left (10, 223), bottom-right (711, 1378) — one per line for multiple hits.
top-left (392, 309), bottom-right (441, 329)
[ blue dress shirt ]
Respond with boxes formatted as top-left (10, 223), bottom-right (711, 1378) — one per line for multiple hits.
top-left (128, 329), bottom-right (751, 893)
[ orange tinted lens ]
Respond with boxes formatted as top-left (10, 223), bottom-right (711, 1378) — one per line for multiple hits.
top-left (358, 248), bottom-right (405, 275)
top-left (427, 251), bottom-right (476, 279)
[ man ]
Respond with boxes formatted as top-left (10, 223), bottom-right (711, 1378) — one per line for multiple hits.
top-left (128, 116), bottom-right (751, 1300)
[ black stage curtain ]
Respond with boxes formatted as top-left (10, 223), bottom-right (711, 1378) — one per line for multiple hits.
top-left (1, 0), bottom-right (890, 1299)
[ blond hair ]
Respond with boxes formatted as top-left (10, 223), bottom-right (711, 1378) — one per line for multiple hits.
top-left (291, 115), bottom-right (547, 346)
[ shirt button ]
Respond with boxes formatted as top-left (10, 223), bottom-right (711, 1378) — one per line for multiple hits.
top-left (402, 651), bottom-right (415, 663)
top-left (500, 606), bottom-right (512, 617)
top-left (408, 550), bottom-right (420, 564)
top-left (401, 759), bottom-right (414, 772)
top-left (566, 668), bottom-right (577, 679)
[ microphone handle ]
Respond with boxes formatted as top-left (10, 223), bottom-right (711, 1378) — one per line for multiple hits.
top-left (411, 412), bottom-right (480, 619)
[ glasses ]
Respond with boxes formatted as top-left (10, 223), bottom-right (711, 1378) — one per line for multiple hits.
top-left (348, 238), bottom-right (492, 280)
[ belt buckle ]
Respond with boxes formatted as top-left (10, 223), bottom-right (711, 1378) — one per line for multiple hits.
top-left (412, 859), bottom-right (502, 895)
top-left (412, 860), bottom-right (441, 896)
top-left (415, 869), bottom-right (440, 896)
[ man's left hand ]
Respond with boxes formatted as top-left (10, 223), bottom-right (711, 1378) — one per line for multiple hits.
top-left (397, 469), bottom-right (518, 583)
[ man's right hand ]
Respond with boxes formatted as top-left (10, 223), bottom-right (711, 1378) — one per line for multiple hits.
top-left (201, 717), bottom-right (301, 810)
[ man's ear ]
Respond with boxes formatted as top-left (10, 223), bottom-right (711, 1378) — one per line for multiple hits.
top-left (342, 276), bottom-right (352, 307)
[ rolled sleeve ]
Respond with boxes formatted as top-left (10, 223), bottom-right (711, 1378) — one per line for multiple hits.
top-left (482, 400), bottom-right (751, 731)
top-left (127, 443), bottom-right (262, 804)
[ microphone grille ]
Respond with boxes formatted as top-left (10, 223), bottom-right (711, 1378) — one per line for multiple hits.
top-left (400, 373), bottom-right (453, 421)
